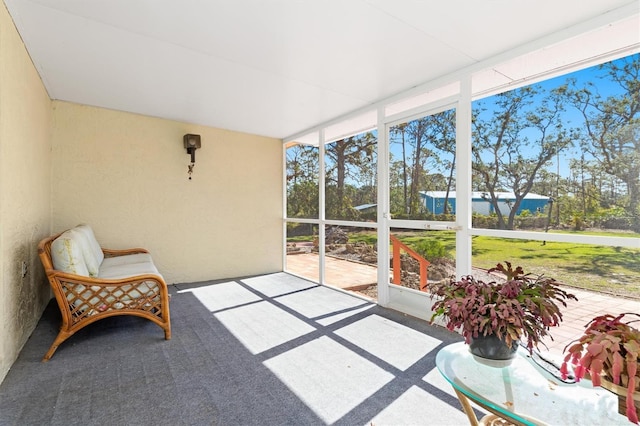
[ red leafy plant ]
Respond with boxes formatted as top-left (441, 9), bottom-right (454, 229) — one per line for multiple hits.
top-left (561, 313), bottom-right (640, 424)
top-left (429, 261), bottom-right (577, 354)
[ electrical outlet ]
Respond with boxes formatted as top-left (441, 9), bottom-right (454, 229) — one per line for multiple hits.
top-left (20, 261), bottom-right (28, 278)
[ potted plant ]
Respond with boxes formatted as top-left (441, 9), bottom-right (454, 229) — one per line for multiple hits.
top-left (429, 261), bottom-right (577, 361)
top-left (561, 313), bottom-right (640, 424)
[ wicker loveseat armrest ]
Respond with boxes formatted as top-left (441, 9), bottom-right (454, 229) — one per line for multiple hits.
top-left (102, 247), bottom-right (150, 257)
top-left (38, 226), bottom-right (171, 361)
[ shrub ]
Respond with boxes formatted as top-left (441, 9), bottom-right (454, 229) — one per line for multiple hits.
top-left (519, 209), bottom-right (532, 218)
top-left (414, 239), bottom-right (447, 260)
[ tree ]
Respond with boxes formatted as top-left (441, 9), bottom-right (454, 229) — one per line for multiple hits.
top-left (286, 144), bottom-right (319, 218)
top-left (567, 154), bottom-right (609, 220)
top-left (390, 123), bottom-right (410, 213)
top-left (429, 109), bottom-right (456, 213)
top-left (406, 119), bottom-right (432, 216)
top-left (325, 132), bottom-right (377, 220)
top-left (389, 158), bottom-right (408, 216)
top-left (472, 85), bottom-right (574, 229)
top-left (389, 109), bottom-right (456, 218)
top-left (567, 55), bottom-right (640, 230)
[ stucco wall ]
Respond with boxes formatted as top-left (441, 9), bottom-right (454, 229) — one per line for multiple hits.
top-left (51, 101), bottom-right (283, 284)
top-left (0, 1), bottom-right (53, 382)
top-left (0, 0), bottom-right (282, 384)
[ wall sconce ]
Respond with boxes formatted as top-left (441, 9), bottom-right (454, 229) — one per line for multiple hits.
top-left (184, 134), bottom-right (201, 162)
top-left (183, 134), bottom-right (201, 180)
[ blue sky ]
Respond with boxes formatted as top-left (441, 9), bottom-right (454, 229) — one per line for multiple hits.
top-left (300, 53), bottom-right (638, 189)
top-left (471, 53), bottom-right (638, 179)
top-left (384, 52), bottom-right (638, 181)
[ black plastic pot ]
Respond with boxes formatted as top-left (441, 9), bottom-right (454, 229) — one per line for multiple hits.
top-left (469, 334), bottom-right (519, 361)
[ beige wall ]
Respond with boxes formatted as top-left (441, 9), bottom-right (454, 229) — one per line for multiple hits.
top-left (0, 1), bottom-right (53, 381)
top-left (0, 0), bottom-right (282, 384)
top-left (51, 101), bottom-right (283, 284)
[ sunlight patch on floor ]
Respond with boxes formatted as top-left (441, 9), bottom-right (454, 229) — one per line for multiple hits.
top-left (367, 385), bottom-right (471, 426)
top-left (214, 301), bottom-right (316, 354)
top-left (178, 281), bottom-right (261, 311)
top-left (276, 285), bottom-right (374, 325)
top-left (264, 336), bottom-right (394, 424)
top-left (335, 314), bottom-right (442, 371)
top-left (241, 272), bottom-right (317, 297)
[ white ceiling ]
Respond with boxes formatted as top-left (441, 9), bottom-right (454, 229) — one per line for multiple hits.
top-left (4, 0), bottom-right (639, 139)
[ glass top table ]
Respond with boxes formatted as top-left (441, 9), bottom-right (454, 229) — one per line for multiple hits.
top-left (436, 342), bottom-right (629, 426)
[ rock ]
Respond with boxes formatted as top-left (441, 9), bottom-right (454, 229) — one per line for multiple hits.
top-left (326, 227), bottom-right (349, 244)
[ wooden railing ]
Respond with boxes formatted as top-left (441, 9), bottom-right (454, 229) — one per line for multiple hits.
top-left (390, 235), bottom-right (430, 292)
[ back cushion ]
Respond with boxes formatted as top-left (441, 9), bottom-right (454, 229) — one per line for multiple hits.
top-left (75, 224), bottom-right (104, 266)
top-left (51, 230), bottom-right (90, 276)
top-left (71, 228), bottom-right (101, 277)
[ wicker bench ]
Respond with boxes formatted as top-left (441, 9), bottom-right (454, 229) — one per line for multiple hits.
top-left (38, 225), bottom-right (171, 361)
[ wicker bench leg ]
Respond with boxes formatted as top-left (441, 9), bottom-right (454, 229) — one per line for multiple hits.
top-left (42, 330), bottom-right (72, 362)
top-left (162, 303), bottom-right (171, 340)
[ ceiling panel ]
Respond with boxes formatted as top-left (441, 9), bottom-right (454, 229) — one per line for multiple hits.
top-left (4, 0), bottom-right (639, 139)
top-left (367, 0), bottom-right (635, 60)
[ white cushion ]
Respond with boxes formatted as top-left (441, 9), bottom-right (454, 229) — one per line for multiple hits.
top-left (100, 253), bottom-right (153, 268)
top-left (98, 261), bottom-right (160, 280)
top-left (69, 228), bottom-right (101, 277)
top-left (51, 230), bottom-right (90, 276)
top-left (74, 224), bottom-right (104, 267)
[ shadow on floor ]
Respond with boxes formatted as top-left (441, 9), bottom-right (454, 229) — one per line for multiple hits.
top-left (0, 272), bottom-right (476, 426)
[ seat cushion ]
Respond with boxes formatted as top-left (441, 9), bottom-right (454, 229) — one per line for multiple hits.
top-left (100, 253), bottom-right (153, 268)
top-left (98, 260), bottom-right (160, 280)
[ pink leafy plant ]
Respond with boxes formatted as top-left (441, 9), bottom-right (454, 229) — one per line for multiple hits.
top-left (429, 261), bottom-right (577, 354)
top-left (561, 313), bottom-right (640, 424)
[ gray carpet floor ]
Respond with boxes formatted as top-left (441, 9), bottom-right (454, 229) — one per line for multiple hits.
top-left (0, 272), bottom-right (472, 426)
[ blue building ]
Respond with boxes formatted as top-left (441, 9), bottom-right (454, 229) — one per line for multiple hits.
top-left (420, 191), bottom-right (550, 215)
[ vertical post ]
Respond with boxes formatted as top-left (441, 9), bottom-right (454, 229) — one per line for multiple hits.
top-left (456, 77), bottom-right (473, 277)
top-left (377, 106), bottom-right (391, 305)
top-left (419, 261), bottom-right (428, 291)
top-left (282, 143), bottom-right (288, 272)
top-left (318, 129), bottom-right (326, 285)
top-left (392, 237), bottom-right (401, 285)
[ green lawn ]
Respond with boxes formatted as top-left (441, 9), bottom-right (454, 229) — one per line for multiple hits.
top-left (289, 227), bottom-right (640, 299)
top-left (400, 230), bottom-right (640, 298)
top-left (469, 236), bottom-right (639, 297)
